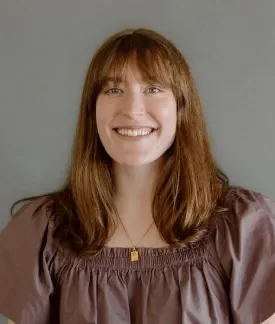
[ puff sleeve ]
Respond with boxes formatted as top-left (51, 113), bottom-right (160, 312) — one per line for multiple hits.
top-left (214, 187), bottom-right (275, 324)
top-left (0, 198), bottom-right (57, 324)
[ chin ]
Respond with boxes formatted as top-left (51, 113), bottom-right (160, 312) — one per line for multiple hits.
top-left (113, 155), bottom-right (159, 167)
top-left (117, 159), bottom-right (152, 167)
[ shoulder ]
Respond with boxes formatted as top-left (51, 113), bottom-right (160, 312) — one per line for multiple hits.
top-left (220, 186), bottom-right (275, 240)
top-left (11, 195), bottom-right (54, 222)
top-left (208, 186), bottom-right (275, 277)
top-left (6, 196), bottom-right (54, 232)
top-left (0, 196), bottom-right (57, 264)
top-left (208, 186), bottom-right (275, 323)
top-left (225, 185), bottom-right (275, 216)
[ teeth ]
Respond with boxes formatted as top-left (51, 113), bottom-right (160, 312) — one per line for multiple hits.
top-left (116, 128), bottom-right (154, 137)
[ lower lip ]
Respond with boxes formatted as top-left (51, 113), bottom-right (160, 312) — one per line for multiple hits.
top-left (113, 129), bottom-right (157, 140)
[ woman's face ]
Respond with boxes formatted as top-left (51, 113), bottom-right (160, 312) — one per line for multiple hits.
top-left (96, 64), bottom-right (177, 166)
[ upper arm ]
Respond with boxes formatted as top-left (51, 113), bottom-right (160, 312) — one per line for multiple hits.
top-left (0, 198), bottom-right (56, 322)
top-left (215, 188), bottom-right (275, 324)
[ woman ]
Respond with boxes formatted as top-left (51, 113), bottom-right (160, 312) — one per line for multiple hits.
top-left (0, 28), bottom-right (274, 324)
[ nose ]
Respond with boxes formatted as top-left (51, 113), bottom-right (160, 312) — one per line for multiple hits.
top-left (121, 92), bottom-right (146, 116)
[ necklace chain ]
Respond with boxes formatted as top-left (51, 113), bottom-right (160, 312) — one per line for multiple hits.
top-left (118, 216), bottom-right (155, 262)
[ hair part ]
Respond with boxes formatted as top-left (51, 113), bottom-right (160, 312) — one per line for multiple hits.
top-left (11, 28), bottom-right (229, 257)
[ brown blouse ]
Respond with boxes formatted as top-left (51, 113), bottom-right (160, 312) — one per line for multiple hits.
top-left (0, 186), bottom-right (275, 324)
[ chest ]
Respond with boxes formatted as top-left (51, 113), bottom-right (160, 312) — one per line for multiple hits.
top-left (54, 258), bottom-right (231, 324)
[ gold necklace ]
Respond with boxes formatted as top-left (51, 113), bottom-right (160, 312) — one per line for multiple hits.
top-left (118, 217), bottom-right (155, 262)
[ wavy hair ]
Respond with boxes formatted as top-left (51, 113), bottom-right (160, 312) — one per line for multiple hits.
top-left (11, 28), bottom-right (229, 257)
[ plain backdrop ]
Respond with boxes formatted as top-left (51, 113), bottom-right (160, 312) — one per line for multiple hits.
top-left (0, 1), bottom-right (275, 321)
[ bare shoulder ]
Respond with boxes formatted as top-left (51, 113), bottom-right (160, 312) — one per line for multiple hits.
top-left (262, 313), bottom-right (275, 323)
top-left (8, 320), bottom-right (15, 324)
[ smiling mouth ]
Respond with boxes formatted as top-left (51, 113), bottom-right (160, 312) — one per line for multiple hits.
top-left (113, 127), bottom-right (157, 137)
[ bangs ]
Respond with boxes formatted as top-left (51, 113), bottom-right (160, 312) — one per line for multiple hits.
top-left (93, 32), bottom-right (180, 93)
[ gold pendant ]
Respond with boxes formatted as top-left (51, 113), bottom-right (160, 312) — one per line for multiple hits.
top-left (131, 247), bottom-right (139, 262)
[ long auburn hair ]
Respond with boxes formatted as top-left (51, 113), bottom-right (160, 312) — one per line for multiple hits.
top-left (11, 28), bottom-right (229, 257)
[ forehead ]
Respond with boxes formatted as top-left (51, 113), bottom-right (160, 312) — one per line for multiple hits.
top-left (103, 65), bottom-right (155, 84)
top-left (101, 61), bottom-right (171, 88)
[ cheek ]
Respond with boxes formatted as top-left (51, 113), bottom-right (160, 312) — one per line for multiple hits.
top-left (150, 97), bottom-right (177, 124)
top-left (96, 100), bottom-right (114, 126)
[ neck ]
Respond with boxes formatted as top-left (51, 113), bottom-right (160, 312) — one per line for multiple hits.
top-left (113, 162), bottom-right (158, 197)
top-left (107, 159), bottom-right (169, 248)
top-left (112, 161), bottom-right (159, 222)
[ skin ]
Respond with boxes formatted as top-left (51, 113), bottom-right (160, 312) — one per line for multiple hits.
top-left (266, 315), bottom-right (275, 324)
top-left (96, 64), bottom-right (177, 247)
top-left (8, 66), bottom-right (275, 324)
top-left (95, 64), bottom-right (275, 323)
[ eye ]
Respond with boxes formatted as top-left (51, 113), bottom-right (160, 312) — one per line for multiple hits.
top-left (105, 87), bottom-right (123, 94)
top-left (147, 87), bottom-right (162, 93)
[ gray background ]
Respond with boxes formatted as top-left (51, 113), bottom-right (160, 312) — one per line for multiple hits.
top-left (0, 0), bottom-right (275, 321)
